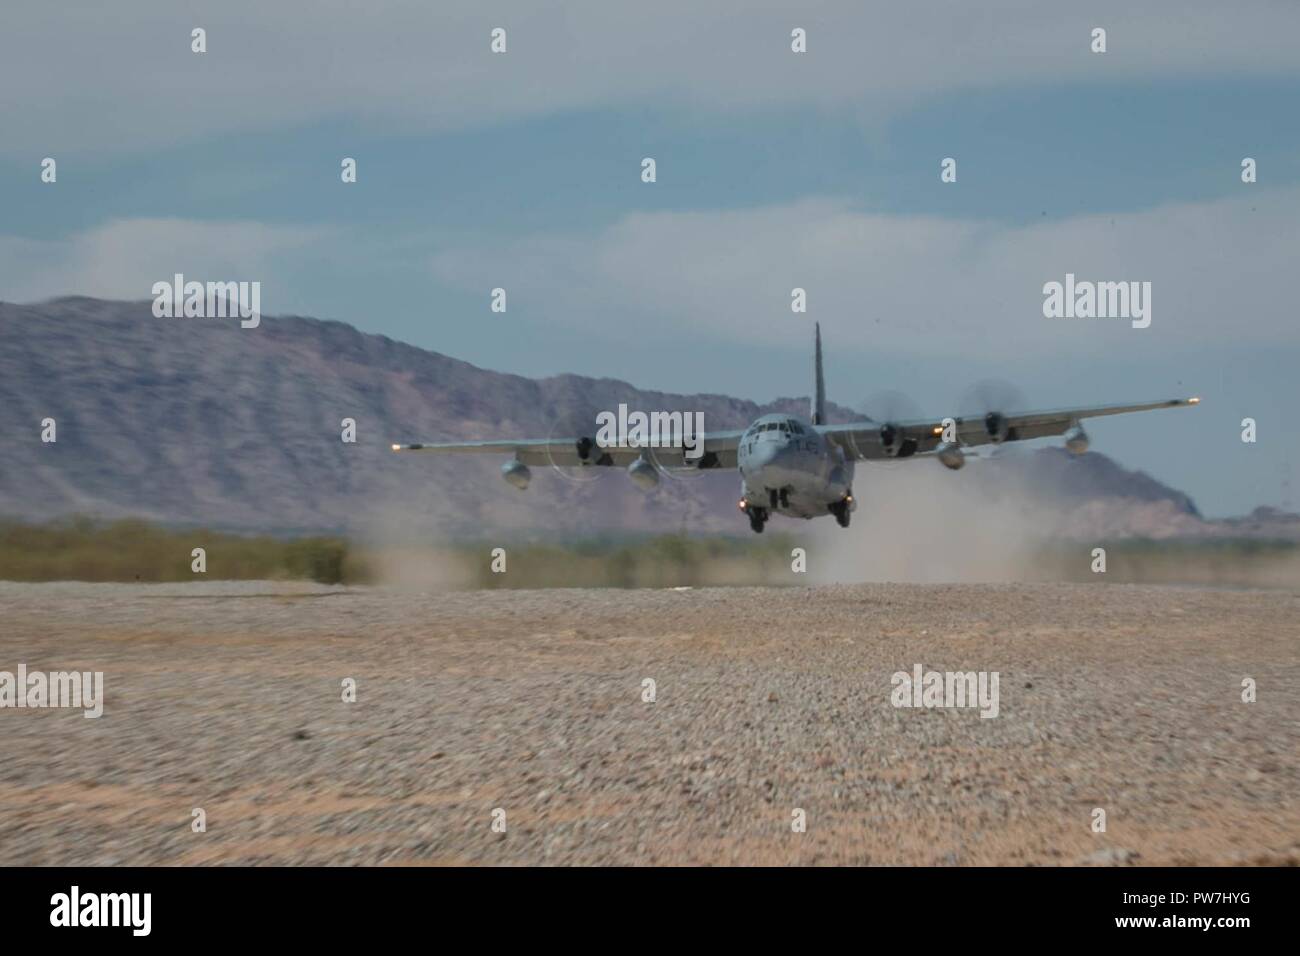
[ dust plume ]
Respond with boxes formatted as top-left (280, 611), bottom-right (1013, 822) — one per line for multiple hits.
top-left (805, 453), bottom-right (1065, 584)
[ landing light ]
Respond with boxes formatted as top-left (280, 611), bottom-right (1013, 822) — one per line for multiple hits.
top-left (1188, 396), bottom-right (1200, 405)
top-left (391, 444), bottom-right (402, 451)
top-left (738, 499), bottom-right (748, 510)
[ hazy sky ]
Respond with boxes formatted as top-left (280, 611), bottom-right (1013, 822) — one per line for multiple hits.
top-left (2, 1), bottom-right (1298, 517)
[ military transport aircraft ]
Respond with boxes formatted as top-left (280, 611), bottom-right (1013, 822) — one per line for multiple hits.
top-left (391, 325), bottom-right (1198, 533)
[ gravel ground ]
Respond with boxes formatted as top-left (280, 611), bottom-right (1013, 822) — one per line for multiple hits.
top-left (1, 580), bottom-right (1296, 866)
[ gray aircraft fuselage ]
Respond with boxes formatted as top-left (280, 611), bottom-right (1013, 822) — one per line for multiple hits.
top-left (737, 413), bottom-right (855, 519)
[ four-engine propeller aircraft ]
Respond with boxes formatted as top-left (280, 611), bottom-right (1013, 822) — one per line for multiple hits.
top-left (392, 325), bottom-right (1199, 533)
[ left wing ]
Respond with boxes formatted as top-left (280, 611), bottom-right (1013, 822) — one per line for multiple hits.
top-left (819, 397), bottom-right (1199, 461)
top-left (391, 430), bottom-right (747, 469)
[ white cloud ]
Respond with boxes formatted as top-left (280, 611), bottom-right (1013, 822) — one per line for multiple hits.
top-left (2, 0), bottom-right (1298, 154)
top-left (0, 219), bottom-right (329, 304)
top-left (430, 186), bottom-right (1300, 360)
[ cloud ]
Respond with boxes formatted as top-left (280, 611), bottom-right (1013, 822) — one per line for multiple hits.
top-left (2, 1), bottom-right (1299, 155)
top-left (0, 219), bottom-right (329, 305)
top-left (430, 186), bottom-right (1300, 360)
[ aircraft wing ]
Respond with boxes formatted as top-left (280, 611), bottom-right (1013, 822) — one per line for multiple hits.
top-left (391, 430), bottom-right (747, 469)
top-left (817, 397), bottom-right (1199, 461)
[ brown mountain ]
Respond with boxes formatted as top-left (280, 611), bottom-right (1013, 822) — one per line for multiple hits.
top-left (0, 297), bottom-right (1259, 541)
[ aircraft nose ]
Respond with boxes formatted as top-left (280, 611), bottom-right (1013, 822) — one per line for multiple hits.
top-left (750, 439), bottom-right (793, 473)
top-left (750, 442), bottom-right (777, 467)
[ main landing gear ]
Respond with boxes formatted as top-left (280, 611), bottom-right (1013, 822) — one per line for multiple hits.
top-left (828, 493), bottom-right (853, 529)
top-left (739, 499), bottom-right (768, 533)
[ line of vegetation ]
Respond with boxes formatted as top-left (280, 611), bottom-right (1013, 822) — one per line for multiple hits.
top-left (1038, 537), bottom-right (1300, 588)
top-left (0, 516), bottom-right (800, 587)
top-left (464, 532), bottom-right (801, 589)
top-left (0, 517), bottom-right (358, 584)
top-left (0, 517), bottom-right (1294, 589)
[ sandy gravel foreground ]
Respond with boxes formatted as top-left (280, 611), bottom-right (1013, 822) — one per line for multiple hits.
top-left (0, 580), bottom-right (1296, 865)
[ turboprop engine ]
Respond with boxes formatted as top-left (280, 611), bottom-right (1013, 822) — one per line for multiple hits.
top-left (879, 422), bottom-right (902, 457)
top-left (627, 457), bottom-right (660, 490)
top-left (501, 459), bottom-right (531, 489)
top-left (983, 411), bottom-right (1009, 443)
top-left (878, 423), bottom-right (918, 458)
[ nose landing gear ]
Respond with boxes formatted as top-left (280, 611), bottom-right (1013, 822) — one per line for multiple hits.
top-left (766, 488), bottom-right (791, 510)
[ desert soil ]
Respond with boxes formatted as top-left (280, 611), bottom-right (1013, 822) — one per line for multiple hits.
top-left (1, 580), bottom-right (1296, 866)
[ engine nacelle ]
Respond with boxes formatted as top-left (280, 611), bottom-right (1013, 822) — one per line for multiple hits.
top-left (983, 411), bottom-right (1009, 443)
top-left (935, 442), bottom-right (965, 470)
top-left (1064, 424), bottom-right (1090, 455)
top-left (627, 457), bottom-right (660, 490)
top-left (501, 459), bottom-right (531, 489)
top-left (879, 423), bottom-right (901, 457)
top-left (878, 423), bottom-right (918, 458)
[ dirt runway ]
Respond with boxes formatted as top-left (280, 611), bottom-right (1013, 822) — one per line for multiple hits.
top-left (1, 580), bottom-right (1296, 865)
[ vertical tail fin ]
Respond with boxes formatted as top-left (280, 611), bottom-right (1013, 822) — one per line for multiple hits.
top-left (812, 322), bottom-right (826, 425)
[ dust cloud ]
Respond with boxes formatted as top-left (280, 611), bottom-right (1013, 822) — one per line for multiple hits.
top-left (804, 455), bottom-right (1066, 584)
top-left (347, 503), bottom-right (476, 590)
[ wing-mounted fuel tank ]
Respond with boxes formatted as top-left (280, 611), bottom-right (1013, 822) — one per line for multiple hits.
top-left (627, 457), bottom-right (660, 490)
top-left (501, 459), bottom-right (531, 489)
top-left (935, 442), bottom-right (965, 470)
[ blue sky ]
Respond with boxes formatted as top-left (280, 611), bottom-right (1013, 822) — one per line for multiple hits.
top-left (2, 1), bottom-right (1298, 516)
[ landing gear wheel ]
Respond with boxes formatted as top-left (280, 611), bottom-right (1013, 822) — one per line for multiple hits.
top-left (748, 507), bottom-right (768, 534)
top-left (829, 500), bottom-right (851, 529)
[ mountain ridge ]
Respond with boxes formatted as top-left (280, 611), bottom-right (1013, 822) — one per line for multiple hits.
top-left (1, 297), bottom-right (1288, 540)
